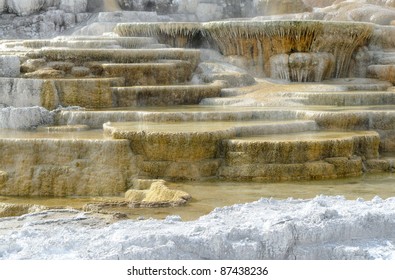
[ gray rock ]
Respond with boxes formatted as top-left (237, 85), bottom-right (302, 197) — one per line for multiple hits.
top-left (60, 0), bottom-right (87, 13)
top-left (7, 0), bottom-right (46, 16)
top-left (0, 0), bottom-right (6, 14)
top-left (0, 55), bottom-right (20, 78)
top-left (0, 78), bottom-right (44, 107)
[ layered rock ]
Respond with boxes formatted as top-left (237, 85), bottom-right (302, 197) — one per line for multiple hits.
top-left (114, 22), bottom-right (203, 48)
top-left (219, 131), bottom-right (380, 181)
top-left (0, 135), bottom-right (136, 196)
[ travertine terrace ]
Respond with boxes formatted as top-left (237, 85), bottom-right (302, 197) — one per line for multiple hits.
top-left (1, 0), bottom-right (395, 206)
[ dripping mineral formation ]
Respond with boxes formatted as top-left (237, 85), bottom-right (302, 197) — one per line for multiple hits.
top-left (1, 0), bottom-right (395, 260)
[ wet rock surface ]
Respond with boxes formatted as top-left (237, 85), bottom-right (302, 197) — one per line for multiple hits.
top-left (1, 0), bottom-right (395, 260)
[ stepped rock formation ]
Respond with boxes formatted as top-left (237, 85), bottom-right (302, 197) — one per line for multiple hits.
top-left (1, 1), bottom-right (395, 205)
top-left (2, 0), bottom-right (395, 262)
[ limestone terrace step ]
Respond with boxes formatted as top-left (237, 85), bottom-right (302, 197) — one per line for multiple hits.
top-left (280, 91), bottom-right (395, 106)
top-left (56, 108), bottom-right (302, 129)
top-left (222, 130), bottom-right (380, 165)
top-left (102, 61), bottom-right (193, 86)
top-left (23, 37), bottom-right (158, 49)
top-left (111, 83), bottom-right (222, 106)
top-left (103, 120), bottom-right (318, 161)
top-left (27, 48), bottom-right (201, 70)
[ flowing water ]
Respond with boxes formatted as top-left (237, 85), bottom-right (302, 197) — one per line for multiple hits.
top-left (1, 173), bottom-right (394, 221)
top-left (2, 4), bottom-right (395, 227)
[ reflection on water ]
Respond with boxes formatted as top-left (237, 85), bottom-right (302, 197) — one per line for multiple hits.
top-left (1, 173), bottom-right (394, 221)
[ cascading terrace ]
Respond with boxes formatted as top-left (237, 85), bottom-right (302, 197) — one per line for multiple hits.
top-left (1, 6), bottom-right (395, 212)
top-left (114, 20), bottom-right (374, 81)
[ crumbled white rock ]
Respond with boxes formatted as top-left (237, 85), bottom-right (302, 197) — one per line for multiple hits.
top-left (0, 106), bottom-right (54, 129)
top-left (0, 196), bottom-right (394, 260)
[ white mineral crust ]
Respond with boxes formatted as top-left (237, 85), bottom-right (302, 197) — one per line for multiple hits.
top-left (0, 196), bottom-right (394, 260)
top-left (0, 106), bottom-right (54, 129)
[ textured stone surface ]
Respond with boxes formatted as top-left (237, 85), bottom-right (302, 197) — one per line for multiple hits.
top-left (196, 62), bottom-right (256, 87)
top-left (112, 83), bottom-right (221, 107)
top-left (0, 106), bottom-right (54, 129)
top-left (0, 137), bottom-right (136, 196)
top-left (0, 55), bottom-right (20, 78)
top-left (219, 158), bottom-right (363, 182)
top-left (20, 59), bottom-right (47, 73)
top-left (60, 0), bottom-right (87, 13)
top-left (368, 65), bottom-right (395, 84)
top-left (102, 62), bottom-right (191, 86)
top-left (1, 0), bottom-right (395, 196)
top-left (218, 131), bottom-right (380, 181)
top-left (54, 78), bottom-right (124, 108)
top-left (27, 48), bottom-right (201, 71)
top-left (7, 0), bottom-right (46, 16)
top-left (270, 52), bottom-right (335, 82)
top-left (204, 21), bottom-right (373, 79)
top-left (0, 78), bottom-right (43, 107)
top-left (125, 181), bottom-right (191, 206)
